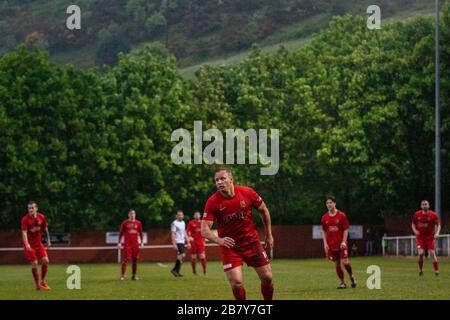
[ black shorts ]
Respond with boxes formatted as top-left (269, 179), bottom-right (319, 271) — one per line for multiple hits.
top-left (177, 243), bottom-right (185, 255)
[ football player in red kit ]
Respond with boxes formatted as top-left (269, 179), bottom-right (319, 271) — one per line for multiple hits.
top-left (201, 167), bottom-right (274, 300)
top-left (321, 196), bottom-right (356, 289)
top-left (21, 201), bottom-right (51, 291)
top-left (118, 209), bottom-right (144, 280)
top-left (412, 200), bottom-right (441, 276)
top-left (187, 211), bottom-right (207, 275)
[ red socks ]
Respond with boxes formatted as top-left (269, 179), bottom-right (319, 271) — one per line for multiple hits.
top-left (41, 264), bottom-right (48, 281)
top-left (121, 263), bottom-right (127, 277)
top-left (344, 263), bottom-right (353, 277)
top-left (433, 261), bottom-right (439, 272)
top-left (191, 259), bottom-right (197, 273)
top-left (201, 258), bottom-right (207, 273)
top-left (132, 261), bottom-right (137, 276)
top-left (32, 267), bottom-right (40, 288)
top-left (261, 282), bottom-right (274, 300)
top-left (418, 255), bottom-right (424, 271)
top-left (335, 265), bottom-right (344, 282)
top-left (232, 286), bottom-right (246, 300)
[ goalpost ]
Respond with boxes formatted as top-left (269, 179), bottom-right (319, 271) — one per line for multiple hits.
top-left (382, 234), bottom-right (450, 257)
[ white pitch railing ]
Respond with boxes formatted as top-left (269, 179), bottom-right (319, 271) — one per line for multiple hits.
top-left (382, 234), bottom-right (450, 257)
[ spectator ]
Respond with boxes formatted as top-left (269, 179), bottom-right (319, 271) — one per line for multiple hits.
top-left (365, 227), bottom-right (374, 256)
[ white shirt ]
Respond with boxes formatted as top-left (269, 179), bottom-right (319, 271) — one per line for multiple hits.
top-left (171, 220), bottom-right (186, 244)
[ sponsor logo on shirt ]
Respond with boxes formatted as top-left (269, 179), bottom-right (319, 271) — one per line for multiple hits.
top-left (329, 226), bottom-right (339, 232)
top-left (223, 211), bottom-right (245, 223)
top-left (240, 201), bottom-right (246, 208)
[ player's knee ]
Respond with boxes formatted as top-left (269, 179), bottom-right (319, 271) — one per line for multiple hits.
top-left (42, 258), bottom-right (49, 265)
top-left (199, 254), bottom-right (205, 259)
top-left (31, 261), bottom-right (38, 268)
top-left (230, 279), bottom-right (244, 289)
top-left (191, 254), bottom-right (197, 260)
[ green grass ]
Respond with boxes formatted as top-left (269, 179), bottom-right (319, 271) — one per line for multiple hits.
top-left (0, 257), bottom-right (449, 300)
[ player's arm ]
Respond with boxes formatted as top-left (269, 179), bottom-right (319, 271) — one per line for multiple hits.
top-left (257, 202), bottom-right (274, 249)
top-left (22, 230), bottom-right (31, 251)
top-left (45, 227), bottom-right (51, 247)
top-left (341, 229), bottom-right (349, 249)
top-left (435, 217), bottom-right (441, 238)
top-left (171, 224), bottom-right (178, 250)
top-left (201, 220), bottom-right (235, 248)
top-left (411, 214), bottom-right (419, 235)
top-left (139, 223), bottom-right (144, 247)
top-left (186, 222), bottom-right (193, 242)
top-left (321, 229), bottom-right (329, 252)
top-left (185, 229), bottom-right (191, 248)
top-left (117, 223), bottom-right (124, 248)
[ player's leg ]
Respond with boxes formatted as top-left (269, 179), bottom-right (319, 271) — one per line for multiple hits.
top-left (225, 266), bottom-right (246, 300)
top-left (199, 252), bottom-right (207, 275)
top-left (255, 264), bottom-right (274, 300)
top-left (24, 247), bottom-right (40, 290)
top-left (31, 260), bottom-right (40, 290)
top-left (37, 244), bottom-right (51, 290)
top-left (131, 245), bottom-right (139, 280)
top-left (334, 258), bottom-right (346, 288)
top-left (341, 258), bottom-right (356, 288)
top-left (172, 244), bottom-right (185, 276)
top-left (190, 242), bottom-right (197, 274)
top-left (429, 249), bottom-right (439, 275)
top-left (198, 241), bottom-right (207, 275)
top-left (428, 237), bottom-right (439, 275)
top-left (417, 247), bottom-right (424, 276)
top-left (121, 246), bottom-right (131, 280)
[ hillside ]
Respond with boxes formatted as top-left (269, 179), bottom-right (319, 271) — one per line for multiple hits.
top-left (0, 0), bottom-right (436, 71)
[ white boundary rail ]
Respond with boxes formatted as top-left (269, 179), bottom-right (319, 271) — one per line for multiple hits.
top-left (382, 234), bottom-right (450, 257)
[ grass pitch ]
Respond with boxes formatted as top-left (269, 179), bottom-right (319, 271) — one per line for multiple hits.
top-left (0, 257), bottom-right (449, 300)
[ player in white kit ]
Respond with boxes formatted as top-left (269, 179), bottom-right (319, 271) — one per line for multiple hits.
top-left (171, 211), bottom-right (190, 277)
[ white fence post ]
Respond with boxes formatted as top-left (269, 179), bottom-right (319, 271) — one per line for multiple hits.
top-left (396, 238), bottom-right (399, 257)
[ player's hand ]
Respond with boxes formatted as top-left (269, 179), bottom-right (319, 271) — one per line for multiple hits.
top-left (414, 230), bottom-right (419, 236)
top-left (117, 243), bottom-right (122, 249)
top-left (186, 243), bottom-right (191, 249)
top-left (25, 243), bottom-right (32, 251)
top-left (47, 240), bottom-right (51, 248)
top-left (340, 242), bottom-right (346, 250)
top-left (264, 234), bottom-right (274, 250)
top-left (140, 243), bottom-right (144, 248)
top-left (435, 234), bottom-right (440, 239)
top-left (323, 244), bottom-right (329, 252)
top-left (218, 237), bottom-right (235, 248)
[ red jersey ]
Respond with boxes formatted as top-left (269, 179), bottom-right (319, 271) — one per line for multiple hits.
top-left (21, 213), bottom-right (48, 248)
top-left (119, 219), bottom-right (143, 246)
top-left (412, 210), bottom-right (439, 239)
top-left (203, 185), bottom-right (264, 248)
top-left (321, 210), bottom-right (349, 251)
top-left (187, 219), bottom-right (203, 242)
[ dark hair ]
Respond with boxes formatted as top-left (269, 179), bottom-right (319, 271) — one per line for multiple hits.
top-left (421, 200), bottom-right (429, 204)
top-left (27, 201), bottom-right (37, 207)
top-left (214, 166), bottom-right (232, 175)
top-left (326, 195), bottom-right (336, 203)
top-left (128, 209), bottom-right (135, 214)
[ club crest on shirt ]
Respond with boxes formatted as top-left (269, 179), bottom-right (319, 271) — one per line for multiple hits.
top-left (240, 200), bottom-right (246, 208)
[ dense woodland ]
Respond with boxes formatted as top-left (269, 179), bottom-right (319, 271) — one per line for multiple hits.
top-left (0, 2), bottom-right (449, 230)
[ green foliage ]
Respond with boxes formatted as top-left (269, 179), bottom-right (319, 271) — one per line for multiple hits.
top-left (0, 5), bottom-right (449, 230)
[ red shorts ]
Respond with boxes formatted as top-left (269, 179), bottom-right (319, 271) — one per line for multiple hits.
top-left (23, 243), bottom-right (48, 263)
top-left (190, 240), bottom-right (205, 255)
top-left (123, 244), bottom-right (140, 263)
top-left (416, 237), bottom-right (435, 250)
top-left (327, 245), bottom-right (348, 261)
top-left (220, 241), bottom-right (270, 272)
